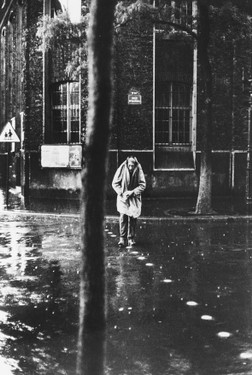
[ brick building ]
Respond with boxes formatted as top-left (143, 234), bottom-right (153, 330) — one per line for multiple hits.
top-left (0, 0), bottom-right (251, 210)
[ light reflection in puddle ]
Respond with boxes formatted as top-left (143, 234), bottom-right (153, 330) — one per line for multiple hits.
top-left (162, 278), bottom-right (173, 283)
top-left (0, 332), bottom-right (16, 343)
top-left (217, 331), bottom-right (232, 338)
top-left (0, 286), bottom-right (25, 298)
top-left (0, 356), bottom-right (21, 374)
top-left (186, 301), bottom-right (198, 306)
top-left (14, 276), bottom-right (38, 282)
top-left (201, 315), bottom-right (214, 321)
top-left (240, 351), bottom-right (252, 359)
top-left (0, 310), bottom-right (9, 323)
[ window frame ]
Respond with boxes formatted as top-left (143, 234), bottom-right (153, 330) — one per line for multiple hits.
top-left (51, 80), bottom-right (81, 144)
top-left (153, 10), bottom-right (197, 171)
top-left (155, 81), bottom-right (192, 147)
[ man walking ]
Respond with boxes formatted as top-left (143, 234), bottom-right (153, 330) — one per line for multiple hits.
top-left (112, 156), bottom-right (146, 247)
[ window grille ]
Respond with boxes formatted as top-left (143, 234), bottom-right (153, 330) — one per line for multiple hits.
top-left (51, 82), bottom-right (80, 144)
top-left (173, 1), bottom-right (192, 26)
top-left (154, 1), bottom-right (193, 27)
top-left (155, 82), bottom-right (191, 145)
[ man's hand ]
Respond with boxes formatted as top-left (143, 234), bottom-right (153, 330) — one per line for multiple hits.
top-left (125, 190), bottom-right (133, 198)
top-left (120, 190), bottom-right (134, 201)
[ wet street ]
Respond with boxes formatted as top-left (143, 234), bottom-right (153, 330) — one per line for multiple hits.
top-left (0, 212), bottom-right (251, 374)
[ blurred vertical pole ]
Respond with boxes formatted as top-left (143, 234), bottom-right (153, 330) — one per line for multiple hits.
top-left (246, 82), bottom-right (252, 203)
top-left (77, 0), bottom-right (116, 375)
top-left (152, 0), bottom-right (156, 170)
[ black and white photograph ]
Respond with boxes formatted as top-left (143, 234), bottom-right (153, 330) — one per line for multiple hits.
top-left (1, 0), bottom-right (252, 374)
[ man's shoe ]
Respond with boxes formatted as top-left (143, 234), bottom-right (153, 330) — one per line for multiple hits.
top-left (128, 239), bottom-right (136, 246)
top-left (118, 238), bottom-right (126, 247)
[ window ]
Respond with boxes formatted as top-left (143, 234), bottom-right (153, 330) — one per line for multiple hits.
top-left (154, 34), bottom-right (196, 170)
top-left (155, 82), bottom-right (191, 145)
top-left (51, 81), bottom-right (80, 144)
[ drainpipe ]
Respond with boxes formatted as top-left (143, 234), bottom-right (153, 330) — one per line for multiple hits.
top-left (230, 41), bottom-right (236, 193)
top-left (23, 0), bottom-right (31, 208)
top-left (246, 87), bottom-right (252, 203)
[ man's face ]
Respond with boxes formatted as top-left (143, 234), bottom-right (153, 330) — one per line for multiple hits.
top-left (128, 161), bottom-right (135, 172)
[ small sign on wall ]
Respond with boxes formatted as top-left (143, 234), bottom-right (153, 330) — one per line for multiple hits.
top-left (128, 88), bottom-right (142, 105)
top-left (41, 144), bottom-right (82, 169)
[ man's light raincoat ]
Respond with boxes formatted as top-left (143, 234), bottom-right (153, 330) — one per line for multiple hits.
top-left (112, 157), bottom-right (146, 218)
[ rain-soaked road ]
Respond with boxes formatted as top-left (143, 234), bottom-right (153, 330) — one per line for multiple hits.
top-left (0, 213), bottom-right (252, 374)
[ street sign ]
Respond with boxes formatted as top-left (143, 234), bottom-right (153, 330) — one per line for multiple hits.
top-left (0, 122), bottom-right (20, 142)
top-left (128, 88), bottom-right (142, 105)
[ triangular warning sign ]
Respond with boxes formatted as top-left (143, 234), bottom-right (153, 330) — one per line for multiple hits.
top-left (0, 122), bottom-right (20, 142)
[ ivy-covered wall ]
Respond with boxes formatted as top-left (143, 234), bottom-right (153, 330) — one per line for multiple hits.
top-left (0, 0), bottom-right (44, 151)
top-left (111, 15), bottom-right (153, 153)
top-left (197, 5), bottom-right (251, 152)
top-left (0, 0), bottom-right (28, 150)
top-left (23, 0), bottom-right (43, 151)
top-left (112, 3), bottom-right (251, 156)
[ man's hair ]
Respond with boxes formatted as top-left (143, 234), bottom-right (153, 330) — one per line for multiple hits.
top-left (127, 156), bottom-right (137, 164)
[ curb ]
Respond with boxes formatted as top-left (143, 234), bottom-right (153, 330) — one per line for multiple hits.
top-left (1, 210), bottom-right (252, 222)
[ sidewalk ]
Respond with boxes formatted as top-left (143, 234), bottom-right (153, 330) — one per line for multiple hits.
top-left (106, 196), bottom-right (252, 221)
top-left (2, 186), bottom-right (252, 221)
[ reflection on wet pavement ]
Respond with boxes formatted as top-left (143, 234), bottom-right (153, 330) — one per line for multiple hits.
top-left (0, 216), bottom-right (251, 374)
top-left (0, 216), bottom-right (80, 374)
top-left (0, 187), bottom-right (22, 211)
top-left (106, 220), bottom-right (252, 375)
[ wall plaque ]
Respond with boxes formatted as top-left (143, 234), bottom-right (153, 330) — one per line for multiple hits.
top-left (41, 144), bottom-right (82, 169)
